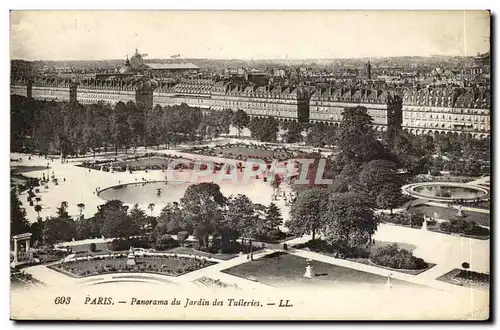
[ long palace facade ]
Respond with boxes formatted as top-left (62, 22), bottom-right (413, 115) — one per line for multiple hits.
top-left (11, 76), bottom-right (490, 138)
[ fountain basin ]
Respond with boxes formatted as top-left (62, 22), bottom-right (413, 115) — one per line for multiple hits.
top-left (401, 182), bottom-right (489, 202)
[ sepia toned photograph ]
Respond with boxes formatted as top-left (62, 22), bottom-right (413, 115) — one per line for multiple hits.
top-left (9, 10), bottom-right (491, 320)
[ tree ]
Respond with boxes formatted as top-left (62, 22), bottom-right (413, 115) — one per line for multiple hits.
top-left (263, 203), bottom-right (282, 233)
top-left (96, 200), bottom-right (137, 239)
top-left (110, 101), bottom-right (130, 155)
top-left (218, 108), bottom-right (234, 135)
top-left (287, 188), bottom-right (329, 240)
top-left (126, 101), bottom-right (145, 153)
top-left (285, 121), bottom-right (304, 143)
top-left (222, 194), bottom-right (258, 250)
top-left (57, 201), bottom-right (69, 218)
top-left (375, 183), bottom-right (404, 214)
top-left (42, 217), bottom-right (77, 245)
top-left (231, 109), bottom-right (249, 137)
top-left (338, 106), bottom-right (388, 163)
top-left (330, 161), bottom-right (362, 193)
top-left (130, 204), bottom-right (148, 230)
top-left (30, 218), bottom-right (45, 245)
top-left (34, 204), bottom-right (42, 220)
top-left (357, 160), bottom-right (401, 205)
top-left (182, 182), bottom-right (226, 206)
top-left (76, 217), bottom-right (103, 240)
top-left (89, 242), bottom-right (97, 252)
top-left (157, 202), bottom-right (184, 234)
top-left (305, 122), bottom-right (336, 147)
top-left (182, 190), bottom-right (224, 250)
top-left (11, 189), bottom-right (30, 236)
top-left (249, 116), bottom-right (279, 142)
top-left (177, 231), bottom-right (189, 245)
top-left (148, 203), bottom-right (155, 217)
top-left (77, 203), bottom-right (85, 218)
top-left (100, 209), bottom-right (140, 239)
top-left (321, 192), bottom-right (377, 250)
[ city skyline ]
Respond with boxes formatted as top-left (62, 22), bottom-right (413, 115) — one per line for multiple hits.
top-left (11, 10), bottom-right (490, 61)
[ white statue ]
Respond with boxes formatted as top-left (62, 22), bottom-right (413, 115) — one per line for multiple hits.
top-left (303, 259), bottom-right (314, 279)
top-left (126, 247), bottom-right (136, 266)
top-left (386, 273), bottom-right (393, 288)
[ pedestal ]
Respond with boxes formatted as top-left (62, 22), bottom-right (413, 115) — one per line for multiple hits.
top-left (386, 274), bottom-right (392, 288)
top-left (126, 247), bottom-right (136, 266)
top-left (127, 256), bottom-right (136, 266)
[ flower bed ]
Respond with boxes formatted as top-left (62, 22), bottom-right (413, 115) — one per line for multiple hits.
top-left (78, 153), bottom-right (192, 172)
top-left (436, 218), bottom-right (490, 238)
top-left (50, 254), bottom-right (216, 278)
top-left (194, 277), bottom-right (238, 289)
top-left (454, 269), bottom-right (489, 285)
top-left (376, 212), bottom-right (425, 228)
top-left (185, 143), bottom-right (295, 162)
top-left (437, 268), bottom-right (490, 289)
top-left (369, 243), bottom-right (428, 270)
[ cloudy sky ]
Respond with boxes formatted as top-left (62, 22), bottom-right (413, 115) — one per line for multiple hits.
top-left (10, 10), bottom-right (490, 60)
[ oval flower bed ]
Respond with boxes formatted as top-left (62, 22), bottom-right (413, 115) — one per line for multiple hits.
top-left (50, 254), bottom-right (216, 278)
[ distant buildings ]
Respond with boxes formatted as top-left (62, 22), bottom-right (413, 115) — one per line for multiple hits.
top-left (10, 50), bottom-right (491, 138)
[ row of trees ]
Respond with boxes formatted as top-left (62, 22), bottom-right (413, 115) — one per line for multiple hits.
top-left (12, 94), bottom-right (488, 163)
top-left (11, 95), bottom-right (238, 156)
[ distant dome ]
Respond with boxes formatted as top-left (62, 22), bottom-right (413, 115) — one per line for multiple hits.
top-left (119, 57), bottom-right (133, 74)
top-left (130, 49), bottom-right (144, 70)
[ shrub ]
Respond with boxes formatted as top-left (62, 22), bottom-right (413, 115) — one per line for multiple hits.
top-left (177, 231), bottom-right (189, 245)
top-left (153, 234), bottom-right (180, 251)
top-left (377, 212), bottom-right (424, 228)
top-left (294, 239), bottom-right (349, 256)
top-left (107, 237), bottom-right (150, 251)
top-left (89, 243), bottom-right (96, 252)
top-left (439, 218), bottom-right (490, 236)
top-left (455, 270), bottom-right (489, 284)
top-left (429, 167), bottom-right (441, 176)
top-left (370, 243), bottom-right (427, 270)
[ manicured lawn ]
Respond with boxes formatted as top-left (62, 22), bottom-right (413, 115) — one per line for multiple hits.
top-left (167, 246), bottom-right (237, 261)
top-left (296, 240), bottom-right (434, 275)
top-left (437, 268), bottom-right (489, 290)
top-left (222, 252), bottom-right (419, 288)
top-left (408, 205), bottom-right (490, 227)
top-left (11, 165), bottom-right (48, 173)
top-left (349, 258), bottom-right (435, 276)
top-left (167, 245), bottom-right (264, 261)
top-left (345, 241), bottom-right (435, 275)
top-left (67, 242), bottom-right (110, 253)
top-left (115, 157), bottom-right (179, 168)
top-left (219, 147), bottom-right (275, 158)
top-left (50, 255), bottom-right (215, 278)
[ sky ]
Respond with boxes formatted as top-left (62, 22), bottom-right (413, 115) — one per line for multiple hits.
top-left (10, 10), bottom-right (491, 61)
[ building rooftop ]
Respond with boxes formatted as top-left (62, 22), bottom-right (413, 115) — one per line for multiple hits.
top-left (147, 63), bottom-right (199, 70)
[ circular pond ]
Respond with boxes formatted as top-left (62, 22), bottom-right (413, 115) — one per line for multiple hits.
top-left (402, 182), bottom-right (489, 202)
